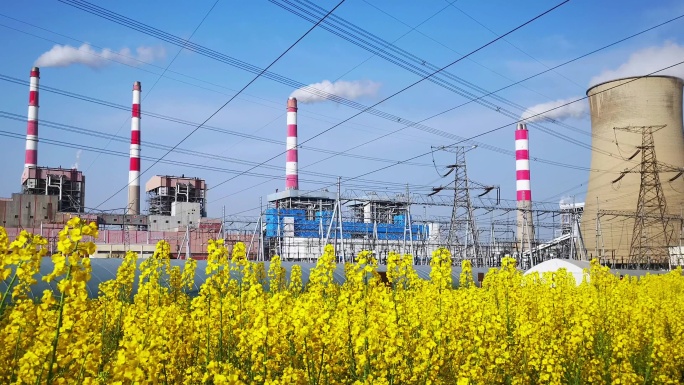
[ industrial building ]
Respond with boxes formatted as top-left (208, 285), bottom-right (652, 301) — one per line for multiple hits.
top-left (0, 68), bottom-right (249, 259)
top-left (2, 66), bottom-right (682, 269)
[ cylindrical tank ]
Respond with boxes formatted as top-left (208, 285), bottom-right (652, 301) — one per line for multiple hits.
top-left (582, 75), bottom-right (684, 263)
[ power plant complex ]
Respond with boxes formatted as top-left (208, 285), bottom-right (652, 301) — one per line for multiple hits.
top-left (1, 67), bottom-right (683, 269)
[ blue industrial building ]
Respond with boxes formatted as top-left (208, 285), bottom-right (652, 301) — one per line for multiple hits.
top-left (264, 208), bottom-right (428, 240)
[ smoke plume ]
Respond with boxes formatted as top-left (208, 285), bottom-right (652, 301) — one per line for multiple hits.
top-left (520, 98), bottom-right (588, 123)
top-left (589, 41), bottom-right (684, 86)
top-left (71, 150), bottom-right (82, 170)
top-left (290, 80), bottom-right (381, 103)
top-left (35, 43), bottom-right (166, 68)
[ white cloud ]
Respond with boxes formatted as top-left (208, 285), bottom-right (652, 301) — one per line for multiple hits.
top-left (589, 41), bottom-right (684, 86)
top-left (290, 80), bottom-right (381, 103)
top-left (521, 98), bottom-right (588, 123)
top-left (35, 43), bottom-right (166, 68)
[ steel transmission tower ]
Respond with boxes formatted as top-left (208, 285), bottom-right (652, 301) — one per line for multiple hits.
top-left (611, 125), bottom-right (683, 266)
top-left (430, 145), bottom-right (499, 265)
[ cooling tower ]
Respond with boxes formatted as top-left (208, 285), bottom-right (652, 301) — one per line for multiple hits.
top-left (582, 76), bottom-right (684, 263)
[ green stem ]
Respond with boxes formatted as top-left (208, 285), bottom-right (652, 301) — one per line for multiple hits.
top-left (10, 326), bottom-right (23, 383)
top-left (45, 265), bottom-right (72, 385)
top-left (0, 271), bottom-right (18, 317)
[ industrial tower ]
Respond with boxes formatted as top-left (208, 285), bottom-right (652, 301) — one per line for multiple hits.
top-left (430, 145), bottom-right (498, 265)
top-left (608, 125), bottom-right (682, 266)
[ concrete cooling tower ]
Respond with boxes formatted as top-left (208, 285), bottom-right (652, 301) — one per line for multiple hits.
top-left (582, 75), bottom-right (684, 264)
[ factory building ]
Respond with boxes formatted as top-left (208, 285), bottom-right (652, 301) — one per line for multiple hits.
top-left (0, 68), bottom-right (251, 259)
top-left (146, 175), bottom-right (208, 218)
top-left (8, 66), bottom-right (682, 269)
top-left (264, 189), bottom-right (430, 261)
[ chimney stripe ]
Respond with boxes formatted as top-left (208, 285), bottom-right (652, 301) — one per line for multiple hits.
top-left (286, 97), bottom-right (298, 190)
top-left (128, 81), bottom-right (141, 215)
top-left (24, 67), bottom-right (39, 169)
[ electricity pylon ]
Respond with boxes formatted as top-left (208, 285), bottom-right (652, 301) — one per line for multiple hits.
top-left (430, 145), bottom-right (499, 266)
top-left (611, 125), bottom-right (683, 266)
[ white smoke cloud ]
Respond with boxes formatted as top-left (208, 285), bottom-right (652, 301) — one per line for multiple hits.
top-left (520, 97), bottom-right (588, 123)
top-left (35, 43), bottom-right (166, 68)
top-left (71, 150), bottom-right (82, 170)
top-left (290, 80), bottom-right (381, 103)
top-left (589, 41), bottom-right (684, 86)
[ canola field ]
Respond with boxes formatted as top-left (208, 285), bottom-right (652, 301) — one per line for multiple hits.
top-left (1, 218), bottom-right (684, 384)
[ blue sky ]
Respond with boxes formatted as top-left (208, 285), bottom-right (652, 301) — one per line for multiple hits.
top-left (1, 0), bottom-right (683, 219)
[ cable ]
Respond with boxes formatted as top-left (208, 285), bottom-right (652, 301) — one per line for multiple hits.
top-left (441, 0), bottom-right (585, 90)
top-left (56, 0), bottom-right (594, 160)
top-left (202, 0), bottom-right (569, 194)
top-left (257, 59), bottom-right (684, 204)
top-left (0, 15), bottom-right (441, 148)
top-left (270, 0), bottom-right (684, 156)
top-left (0, 77), bottom-right (438, 169)
top-left (214, 0), bottom-right (458, 159)
top-left (269, 0), bottom-right (608, 145)
top-left (0, 129), bottom-right (433, 192)
top-left (58, 0), bottom-right (678, 164)
top-left (360, 0), bottom-right (571, 100)
top-left (0, 111), bottom-right (441, 191)
top-left (90, 0), bottom-right (348, 211)
top-left (83, 0), bottom-right (221, 172)
top-left (223, 7), bottom-right (684, 200)
top-left (173, 10), bottom-right (684, 202)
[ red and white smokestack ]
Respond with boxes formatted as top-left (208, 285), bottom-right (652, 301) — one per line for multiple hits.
top-left (515, 123), bottom-right (534, 244)
top-left (128, 81), bottom-right (141, 215)
top-left (286, 97), bottom-right (299, 190)
top-left (25, 67), bottom-right (39, 170)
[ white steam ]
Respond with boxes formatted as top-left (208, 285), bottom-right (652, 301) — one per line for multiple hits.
top-left (590, 41), bottom-right (684, 86)
top-left (35, 43), bottom-right (166, 68)
top-left (520, 98), bottom-right (588, 123)
top-left (71, 150), bottom-right (82, 170)
top-left (290, 80), bottom-right (381, 103)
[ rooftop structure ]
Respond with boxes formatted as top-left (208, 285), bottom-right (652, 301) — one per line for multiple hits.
top-left (146, 175), bottom-right (207, 217)
top-left (21, 167), bottom-right (85, 213)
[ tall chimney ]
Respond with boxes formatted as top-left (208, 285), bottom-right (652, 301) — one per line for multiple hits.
top-left (128, 81), bottom-right (141, 215)
top-left (515, 123), bottom-right (535, 247)
top-left (25, 67), bottom-right (39, 170)
top-left (286, 97), bottom-right (299, 190)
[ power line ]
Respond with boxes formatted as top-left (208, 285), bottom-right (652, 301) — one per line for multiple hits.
top-left (441, 0), bottom-right (585, 89)
top-left (56, 0), bottom-right (679, 164)
top-left (187, 10), bottom-right (684, 202)
top-left (214, 0), bottom-right (459, 159)
top-left (56, 0), bottom-right (592, 160)
top-left (0, 111), bottom-right (439, 191)
top-left (360, 0), bottom-right (570, 100)
top-left (0, 14), bottom-right (440, 146)
top-left (268, 0), bottom-right (683, 157)
top-left (0, 129), bottom-right (431, 192)
top-left (90, 0), bottom-right (348, 211)
top-left (291, 59), bottom-right (684, 201)
top-left (268, 0), bottom-right (604, 145)
top-left (0, 73), bottom-right (436, 167)
top-left (83, 0), bottom-right (221, 172)
top-left (203, 0), bottom-right (569, 194)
